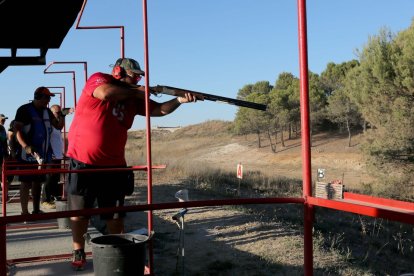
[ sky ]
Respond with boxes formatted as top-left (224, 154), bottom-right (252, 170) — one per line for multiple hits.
top-left (1, 0), bottom-right (414, 131)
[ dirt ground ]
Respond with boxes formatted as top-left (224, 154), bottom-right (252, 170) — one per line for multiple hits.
top-left (124, 131), bottom-right (377, 275)
top-left (192, 131), bottom-right (375, 189)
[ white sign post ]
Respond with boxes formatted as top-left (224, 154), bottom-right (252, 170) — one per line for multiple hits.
top-left (236, 163), bottom-right (243, 196)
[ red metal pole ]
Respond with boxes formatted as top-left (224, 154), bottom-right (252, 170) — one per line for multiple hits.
top-left (72, 72), bottom-right (77, 107)
top-left (52, 92), bottom-right (63, 107)
top-left (142, 0), bottom-right (154, 274)
top-left (297, 0), bottom-right (314, 275)
top-left (1, 159), bottom-right (7, 219)
top-left (43, 70), bottom-right (76, 106)
top-left (0, 223), bottom-right (6, 276)
top-left (63, 86), bottom-right (66, 109)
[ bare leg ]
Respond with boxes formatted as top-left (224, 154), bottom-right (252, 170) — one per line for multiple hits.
top-left (32, 181), bottom-right (41, 213)
top-left (71, 217), bottom-right (89, 250)
top-left (106, 218), bottom-right (124, 234)
top-left (20, 182), bottom-right (31, 214)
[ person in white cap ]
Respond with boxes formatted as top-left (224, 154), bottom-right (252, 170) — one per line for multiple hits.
top-left (14, 87), bottom-right (65, 216)
top-left (66, 57), bottom-right (202, 270)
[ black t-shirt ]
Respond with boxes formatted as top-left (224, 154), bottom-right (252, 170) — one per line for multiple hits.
top-left (15, 102), bottom-right (54, 126)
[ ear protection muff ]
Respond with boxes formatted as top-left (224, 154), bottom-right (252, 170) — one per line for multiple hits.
top-left (112, 58), bottom-right (126, 80)
top-left (112, 65), bottom-right (125, 80)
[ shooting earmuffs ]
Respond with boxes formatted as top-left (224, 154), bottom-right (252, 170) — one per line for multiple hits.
top-left (111, 58), bottom-right (126, 79)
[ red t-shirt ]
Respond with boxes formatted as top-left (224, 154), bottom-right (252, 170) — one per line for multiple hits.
top-left (67, 72), bottom-right (150, 166)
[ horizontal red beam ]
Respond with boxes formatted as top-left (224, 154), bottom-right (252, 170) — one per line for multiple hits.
top-left (7, 251), bottom-right (92, 264)
top-left (2, 165), bottom-right (167, 176)
top-left (344, 192), bottom-right (414, 210)
top-left (307, 196), bottom-right (414, 225)
top-left (0, 197), bottom-right (304, 224)
top-left (7, 222), bottom-right (57, 231)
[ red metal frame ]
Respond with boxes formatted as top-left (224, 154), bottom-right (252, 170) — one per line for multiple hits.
top-left (50, 92), bottom-right (63, 107)
top-left (45, 86), bottom-right (66, 109)
top-left (141, 0), bottom-right (156, 272)
top-left (43, 61), bottom-right (88, 107)
top-left (75, 0), bottom-right (125, 58)
top-left (1, 1), bottom-right (414, 276)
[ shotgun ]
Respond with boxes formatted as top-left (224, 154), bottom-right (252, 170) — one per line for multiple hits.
top-left (151, 85), bottom-right (267, 111)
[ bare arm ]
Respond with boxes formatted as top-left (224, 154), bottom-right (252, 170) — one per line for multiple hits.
top-left (93, 82), bottom-right (145, 101)
top-left (14, 122), bottom-right (29, 150)
top-left (50, 110), bottom-right (64, 130)
top-left (93, 81), bottom-right (199, 116)
top-left (149, 92), bottom-right (199, 116)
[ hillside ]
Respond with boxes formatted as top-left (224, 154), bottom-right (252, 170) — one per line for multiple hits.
top-left (124, 121), bottom-right (413, 275)
top-left (128, 120), bottom-right (376, 191)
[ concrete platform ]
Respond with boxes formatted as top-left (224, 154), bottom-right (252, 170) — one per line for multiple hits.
top-left (2, 189), bottom-right (149, 276)
top-left (3, 197), bottom-right (98, 275)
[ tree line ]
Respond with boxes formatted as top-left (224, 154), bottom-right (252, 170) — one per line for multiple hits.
top-left (234, 19), bottom-right (414, 174)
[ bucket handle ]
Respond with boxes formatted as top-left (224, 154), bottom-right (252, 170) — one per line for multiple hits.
top-left (132, 230), bottom-right (154, 243)
top-left (84, 231), bottom-right (154, 245)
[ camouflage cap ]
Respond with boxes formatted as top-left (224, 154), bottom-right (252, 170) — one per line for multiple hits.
top-left (114, 58), bottom-right (145, 76)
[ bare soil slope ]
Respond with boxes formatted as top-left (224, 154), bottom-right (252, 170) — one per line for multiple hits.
top-left (124, 123), bottom-right (389, 275)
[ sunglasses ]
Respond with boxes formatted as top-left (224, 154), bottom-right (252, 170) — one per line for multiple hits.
top-left (127, 73), bottom-right (143, 83)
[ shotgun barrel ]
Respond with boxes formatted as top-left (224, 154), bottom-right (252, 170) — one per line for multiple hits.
top-left (152, 85), bottom-right (267, 111)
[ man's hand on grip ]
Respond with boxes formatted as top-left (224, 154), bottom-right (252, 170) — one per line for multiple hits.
top-left (24, 145), bottom-right (36, 155)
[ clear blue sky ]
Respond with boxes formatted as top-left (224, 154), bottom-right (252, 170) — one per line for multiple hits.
top-left (1, 0), bottom-right (413, 130)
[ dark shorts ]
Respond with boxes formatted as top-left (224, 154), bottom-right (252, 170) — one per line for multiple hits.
top-left (18, 160), bottom-right (46, 183)
top-left (67, 158), bottom-right (127, 220)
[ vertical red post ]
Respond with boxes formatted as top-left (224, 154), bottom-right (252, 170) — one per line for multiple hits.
top-left (1, 160), bottom-right (6, 216)
top-left (297, 0), bottom-right (314, 275)
top-left (142, 0), bottom-right (154, 274)
top-left (0, 223), bottom-right (6, 276)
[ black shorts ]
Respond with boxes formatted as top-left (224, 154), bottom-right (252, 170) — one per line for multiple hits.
top-left (67, 158), bottom-right (128, 220)
top-left (18, 160), bottom-right (46, 183)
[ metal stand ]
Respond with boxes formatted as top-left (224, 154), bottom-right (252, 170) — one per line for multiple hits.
top-left (173, 208), bottom-right (187, 276)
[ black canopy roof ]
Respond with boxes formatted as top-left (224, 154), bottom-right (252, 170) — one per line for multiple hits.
top-left (0, 0), bottom-right (84, 73)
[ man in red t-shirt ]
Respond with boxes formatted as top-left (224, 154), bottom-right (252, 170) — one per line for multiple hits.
top-left (67, 57), bottom-right (200, 270)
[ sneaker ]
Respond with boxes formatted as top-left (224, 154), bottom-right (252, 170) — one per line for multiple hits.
top-left (41, 201), bottom-right (56, 209)
top-left (71, 249), bottom-right (86, 271)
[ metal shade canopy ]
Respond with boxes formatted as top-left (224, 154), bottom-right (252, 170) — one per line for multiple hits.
top-left (0, 0), bottom-right (84, 73)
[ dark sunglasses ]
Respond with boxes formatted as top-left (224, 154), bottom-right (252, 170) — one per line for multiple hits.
top-left (127, 73), bottom-right (143, 83)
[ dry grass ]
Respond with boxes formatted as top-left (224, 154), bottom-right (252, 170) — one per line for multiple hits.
top-left (125, 120), bottom-right (414, 275)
